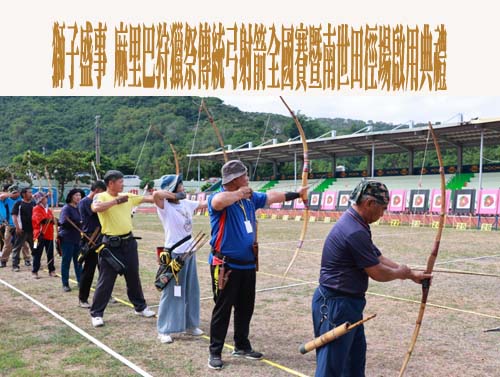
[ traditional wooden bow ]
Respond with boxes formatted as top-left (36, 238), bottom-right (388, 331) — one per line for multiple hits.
top-left (43, 166), bottom-right (58, 252)
top-left (279, 96), bottom-right (309, 282)
top-left (201, 99), bottom-right (228, 163)
top-left (151, 124), bottom-right (180, 175)
top-left (398, 122), bottom-right (446, 376)
top-left (43, 166), bottom-right (54, 211)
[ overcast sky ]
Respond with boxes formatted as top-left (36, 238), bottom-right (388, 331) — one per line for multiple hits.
top-left (218, 95), bottom-right (500, 126)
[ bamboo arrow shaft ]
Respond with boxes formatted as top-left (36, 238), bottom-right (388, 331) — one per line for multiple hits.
top-left (412, 267), bottom-right (500, 278)
top-left (299, 314), bottom-right (376, 354)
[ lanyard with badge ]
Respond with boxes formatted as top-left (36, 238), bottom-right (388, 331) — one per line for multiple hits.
top-left (238, 200), bottom-right (254, 234)
top-left (238, 199), bottom-right (260, 270)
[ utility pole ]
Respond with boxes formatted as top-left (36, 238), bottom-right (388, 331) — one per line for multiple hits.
top-left (95, 115), bottom-right (101, 166)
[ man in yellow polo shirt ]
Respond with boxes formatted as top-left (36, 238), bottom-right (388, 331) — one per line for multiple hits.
top-left (90, 170), bottom-right (155, 327)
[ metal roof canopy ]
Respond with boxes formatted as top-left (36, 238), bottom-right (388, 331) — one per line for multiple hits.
top-left (187, 118), bottom-right (500, 164)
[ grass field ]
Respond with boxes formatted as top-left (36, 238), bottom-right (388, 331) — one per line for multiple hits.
top-left (1, 212), bottom-right (500, 377)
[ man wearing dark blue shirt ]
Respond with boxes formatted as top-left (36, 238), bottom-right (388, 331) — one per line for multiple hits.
top-left (78, 180), bottom-right (106, 308)
top-left (207, 160), bottom-right (307, 370)
top-left (313, 180), bottom-right (431, 377)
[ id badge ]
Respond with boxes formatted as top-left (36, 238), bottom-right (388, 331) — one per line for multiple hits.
top-left (174, 285), bottom-right (182, 297)
top-left (244, 220), bottom-right (253, 234)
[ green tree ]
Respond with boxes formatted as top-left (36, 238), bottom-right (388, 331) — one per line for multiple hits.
top-left (0, 167), bottom-right (12, 186)
top-left (47, 149), bottom-right (87, 197)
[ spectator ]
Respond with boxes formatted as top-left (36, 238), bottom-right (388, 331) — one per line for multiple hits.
top-left (11, 187), bottom-right (35, 272)
top-left (1, 185), bottom-right (31, 268)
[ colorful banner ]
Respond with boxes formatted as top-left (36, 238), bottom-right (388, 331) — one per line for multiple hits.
top-left (463, 164), bottom-right (500, 174)
top-left (388, 190), bottom-right (406, 212)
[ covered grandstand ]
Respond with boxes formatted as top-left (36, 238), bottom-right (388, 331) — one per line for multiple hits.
top-left (188, 117), bottom-right (500, 183)
top-left (187, 118), bottom-right (500, 228)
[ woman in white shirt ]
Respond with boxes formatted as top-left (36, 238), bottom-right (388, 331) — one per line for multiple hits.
top-left (153, 175), bottom-right (207, 344)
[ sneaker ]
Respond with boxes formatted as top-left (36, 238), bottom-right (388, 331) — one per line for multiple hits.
top-left (91, 316), bottom-right (104, 327)
top-left (79, 300), bottom-right (91, 309)
top-left (62, 285), bottom-right (71, 292)
top-left (208, 354), bottom-right (224, 370)
top-left (0, 261), bottom-right (6, 268)
top-left (231, 348), bottom-right (263, 360)
top-left (32, 272), bottom-right (40, 279)
top-left (135, 306), bottom-right (155, 317)
top-left (49, 271), bottom-right (57, 277)
top-left (12, 265), bottom-right (20, 272)
top-left (185, 327), bottom-right (204, 336)
top-left (24, 260), bottom-right (31, 266)
top-left (158, 333), bottom-right (173, 344)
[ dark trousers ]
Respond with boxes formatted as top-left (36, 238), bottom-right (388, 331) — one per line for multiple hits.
top-left (61, 241), bottom-right (82, 286)
top-left (312, 286), bottom-right (367, 377)
top-left (32, 238), bottom-right (55, 273)
top-left (90, 238), bottom-right (147, 317)
top-left (12, 231), bottom-right (33, 267)
top-left (209, 266), bottom-right (256, 356)
top-left (78, 247), bottom-right (98, 302)
top-left (0, 224), bottom-right (5, 251)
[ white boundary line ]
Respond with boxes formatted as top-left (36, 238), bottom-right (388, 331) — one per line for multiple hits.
top-left (0, 278), bottom-right (154, 377)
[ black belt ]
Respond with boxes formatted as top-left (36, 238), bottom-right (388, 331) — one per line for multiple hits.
top-left (166, 235), bottom-right (191, 253)
top-left (104, 232), bottom-right (133, 240)
top-left (212, 250), bottom-right (255, 266)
